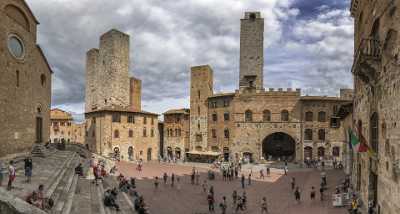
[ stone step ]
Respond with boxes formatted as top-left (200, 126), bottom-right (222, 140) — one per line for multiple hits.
top-left (45, 152), bottom-right (77, 198)
top-left (70, 178), bottom-right (92, 214)
top-left (50, 155), bottom-right (80, 214)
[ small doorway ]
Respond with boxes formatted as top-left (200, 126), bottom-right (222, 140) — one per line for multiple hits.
top-left (223, 147), bottom-right (229, 161)
top-left (304, 146), bottom-right (313, 160)
top-left (317, 147), bottom-right (325, 159)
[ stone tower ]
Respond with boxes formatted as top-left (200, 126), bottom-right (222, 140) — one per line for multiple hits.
top-left (190, 65), bottom-right (213, 151)
top-left (129, 77), bottom-right (142, 111)
top-left (239, 12), bottom-right (264, 90)
top-left (85, 48), bottom-right (99, 112)
top-left (97, 29), bottom-right (130, 109)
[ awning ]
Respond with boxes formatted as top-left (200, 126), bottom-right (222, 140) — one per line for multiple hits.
top-left (186, 151), bottom-right (221, 156)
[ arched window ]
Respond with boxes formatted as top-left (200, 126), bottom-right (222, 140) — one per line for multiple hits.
top-left (318, 111), bottom-right (326, 122)
top-left (318, 129), bottom-right (325, 141)
top-left (40, 74), bottom-right (46, 86)
top-left (263, 110), bottom-right (271, 122)
top-left (281, 110), bottom-right (289, 122)
top-left (370, 113), bottom-right (379, 153)
top-left (128, 129), bottom-right (133, 138)
top-left (114, 130), bottom-right (119, 138)
top-left (245, 110), bottom-right (253, 122)
top-left (305, 111), bottom-right (313, 121)
top-left (305, 129), bottom-right (313, 140)
top-left (224, 129), bottom-right (230, 139)
top-left (318, 147), bottom-right (325, 157)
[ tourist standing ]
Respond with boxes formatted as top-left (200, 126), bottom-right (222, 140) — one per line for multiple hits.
top-left (191, 171), bottom-right (195, 184)
top-left (7, 160), bottom-right (16, 191)
top-left (0, 160), bottom-right (4, 186)
top-left (319, 185), bottom-right (324, 201)
top-left (219, 196), bottom-right (227, 214)
top-left (207, 192), bottom-right (215, 212)
top-left (248, 172), bottom-right (252, 185)
top-left (259, 169), bottom-right (264, 179)
top-left (232, 190), bottom-right (238, 207)
top-left (171, 173), bottom-right (175, 187)
top-left (284, 166), bottom-right (288, 175)
top-left (261, 197), bottom-right (268, 214)
top-left (24, 156), bottom-right (33, 183)
top-left (154, 176), bottom-right (159, 189)
top-left (163, 172), bottom-right (168, 185)
top-left (294, 187), bottom-right (301, 203)
top-left (266, 167), bottom-right (270, 177)
top-left (241, 174), bottom-right (245, 189)
top-left (310, 186), bottom-right (316, 200)
top-left (242, 191), bottom-right (247, 210)
top-left (291, 177), bottom-right (296, 190)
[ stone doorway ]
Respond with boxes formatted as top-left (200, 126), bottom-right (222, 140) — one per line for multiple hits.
top-left (147, 148), bottom-right (152, 161)
top-left (262, 132), bottom-right (296, 161)
top-left (35, 117), bottom-right (43, 143)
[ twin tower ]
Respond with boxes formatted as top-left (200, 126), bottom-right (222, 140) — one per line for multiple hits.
top-left (85, 29), bottom-right (141, 113)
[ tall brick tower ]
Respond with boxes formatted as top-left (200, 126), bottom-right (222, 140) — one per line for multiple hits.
top-left (239, 12), bottom-right (264, 90)
top-left (97, 29), bottom-right (130, 109)
top-left (85, 48), bottom-right (99, 112)
top-left (190, 65), bottom-right (213, 151)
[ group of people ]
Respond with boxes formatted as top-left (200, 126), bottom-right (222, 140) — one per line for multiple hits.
top-left (0, 157), bottom-right (31, 191)
top-left (290, 170), bottom-right (329, 204)
top-left (25, 184), bottom-right (54, 210)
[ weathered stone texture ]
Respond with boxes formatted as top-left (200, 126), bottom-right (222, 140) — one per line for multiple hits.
top-left (189, 65), bottom-right (213, 152)
top-left (0, 0), bottom-right (52, 157)
top-left (239, 12), bottom-right (264, 90)
top-left (163, 109), bottom-right (190, 159)
top-left (350, 0), bottom-right (400, 213)
top-left (129, 77), bottom-right (142, 111)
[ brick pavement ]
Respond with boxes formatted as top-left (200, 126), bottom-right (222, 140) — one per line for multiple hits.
top-left (116, 161), bottom-right (348, 214)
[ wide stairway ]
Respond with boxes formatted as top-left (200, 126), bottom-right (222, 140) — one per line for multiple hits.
top-left (2, 150), bottom-right (138, 214)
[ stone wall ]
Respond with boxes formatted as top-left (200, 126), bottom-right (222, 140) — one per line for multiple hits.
top-left (85, 111), bottom-right (159, 161)
top-left (350, 0), bottom-right (400, 213)
top-left (189, 65), bottom-right (213, 152)
top-left (85, 48), bottom-right (99, 112)
top-left (129, 77), bottom-right (141, 112)
top-left (239, 12), bottom-right (264, 90)
top-left (0, 0), bottom-right (51, 157)
top-left (163, 112), bottom-right (190, 159)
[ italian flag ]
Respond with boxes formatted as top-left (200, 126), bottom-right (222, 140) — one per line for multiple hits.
top-left (349, 129), bottom-right (368, 153)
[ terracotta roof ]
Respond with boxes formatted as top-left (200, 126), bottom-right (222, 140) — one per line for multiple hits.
top-left (51, 108), bottom-right (73, 120)
top-left (163, 108), bottom-right (190, 115)
top-left (208, 92), bottom-right (235, 98)
top-left (86, 106), bottom-right (159, 116)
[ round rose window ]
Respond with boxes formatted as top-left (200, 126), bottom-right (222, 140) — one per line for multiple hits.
top-left (8, 35), bottom-right (25, 59)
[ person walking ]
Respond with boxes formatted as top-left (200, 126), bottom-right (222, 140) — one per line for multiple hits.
top-left (241, 174), bottom-right (245, 189)
top-left (284, 166), bottom-right (288, 175)
top-left (154, 176), bottom-right (159, 190)
top-left (191, 171), bottom-right (195, 185)
top-left (248, 172), bottom-right (252, 185)
top-left (291, 177), bottom-right (296, 190)
top-left (163, 172), bottom-right (168, 185)
top-left (266, 167), bottom-right (270, 177)
top-left (7, 160), bottom-right (16, 191)
top-left (294, 187), bottom-right (301, 204)
top-left (207, 192), bottom-right (215, 212)
top-left (232, 190), bottom-right (238, 207)
top-left (219, 196), bottom-right (227, 214)
top-left (310, 186), bottom-right (316, 201)
top-left (259, 169), bottom-right (265, 179)
top-left (242, 191), bottom-right (247, 210)
top-left (24, 156), bottom-right (33, 183)
top-left (319, 185), bottom-right (324, 201)
top-left (261, 197), bottom-right (268, 214)
top-left (196, 171), bottom-right (200, 185)
top-left (171, 173), bottom-right (175, 187)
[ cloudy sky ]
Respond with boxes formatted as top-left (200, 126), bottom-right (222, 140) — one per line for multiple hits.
top-left (28, 0), bottom-right (354, 121)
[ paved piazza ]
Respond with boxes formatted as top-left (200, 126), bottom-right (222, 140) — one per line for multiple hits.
top-left (116, 161), bottom-right (347, 214)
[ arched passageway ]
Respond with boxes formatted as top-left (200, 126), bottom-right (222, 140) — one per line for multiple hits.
top-left (262, 132), bottom-right (296, 161)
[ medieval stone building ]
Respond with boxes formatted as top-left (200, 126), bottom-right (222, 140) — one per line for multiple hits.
top-left (0, 0), bottom-right (52, 157)
top-left (163, 108), bottom-right (190, 160)
top-left (350, 0), bottom-right (400, 213)
top-left (183, 12), bottom-right (353, 164)
top-left (50, 108), bottom-right (85, 145)
top-left (84, 29), bottom-right (159, 161)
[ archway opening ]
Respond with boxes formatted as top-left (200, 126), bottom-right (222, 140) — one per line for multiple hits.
top-left (262, 132), bottom-right (296, 161)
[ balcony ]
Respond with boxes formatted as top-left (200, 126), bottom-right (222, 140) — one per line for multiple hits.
top-left (351, 37), bottom-right (382, 84)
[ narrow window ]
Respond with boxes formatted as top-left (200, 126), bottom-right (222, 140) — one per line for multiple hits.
top-left (16, 70), bottom-right (20, 87)
top-left (318, 129), bottom-right (325, 141)
top-left (129, 130), bottom-right (133, 138)
top-left (40, 74), bottom-right (46, 86)
top-left (281, 110), bottom-right (289, 121)
top-left (143, 117), bottom-right (147, 124)
top-left (224, 129), bottom-right (230, 139)
top-left (151, 128), bottom-right (154, 137)
top-left (305, 111), bottom-right (313, 121)
top-left (224, 112), bottom-right (230, 121)
top-left (212, 113), bottom-right (217, 122)
top-left (245, 110), bottom-right (253, 122)
top-left (114, 130), bottom-right (119, 138)
top-left (143, 128), bottom-right (147, 137)
top-left (212, 129), bottom-right (216, 138)
top-left (305, 129), bottom-right (313, 140)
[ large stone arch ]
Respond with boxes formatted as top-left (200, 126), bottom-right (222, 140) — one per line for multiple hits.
top-left (262, 132), bottom-right (296, 161)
